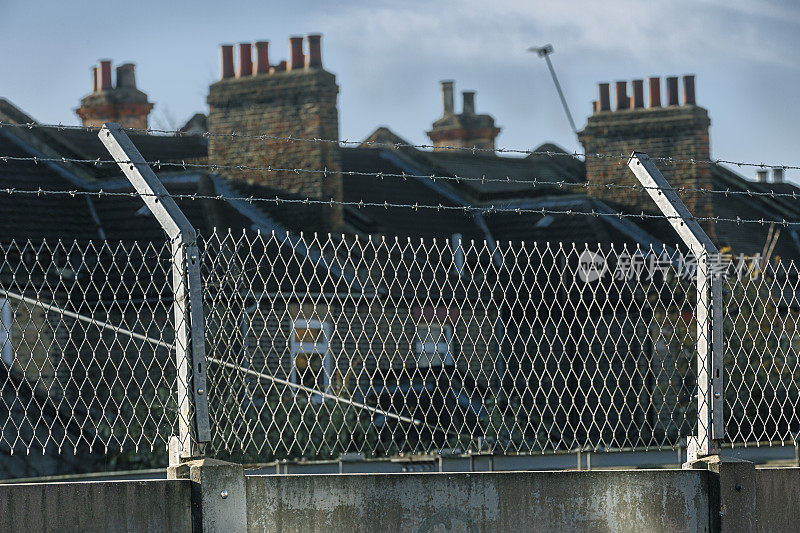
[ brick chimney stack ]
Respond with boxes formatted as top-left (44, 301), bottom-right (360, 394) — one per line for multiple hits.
top-left (206, 34), bottom-right (342, 231)
top-left (76, 60), bottom-right (153, 129)
top-left (578, 74), bottom-right (714, 238)
top-left (426, 81), bottom-right (500, 152)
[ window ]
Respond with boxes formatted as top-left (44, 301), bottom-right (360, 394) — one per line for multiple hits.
top-left (415, 323), bottom-right (453, 367)
top-left (289, 319), bottom-right (331, 401)
top-left (0, 298), bottom-right (11, 366)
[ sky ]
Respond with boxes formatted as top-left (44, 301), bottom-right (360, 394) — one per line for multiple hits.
top-left (2, 0), bottom-right (799, 182)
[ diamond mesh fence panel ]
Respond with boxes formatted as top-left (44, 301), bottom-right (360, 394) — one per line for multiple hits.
top-left (0, 238), bottom-right (184, 455)
top-left (2, 232), bottom-right (798, 461)
top-left (201, 232), bottom-right (708, 460)
top-left (724, 258), bottom-right (800, 447)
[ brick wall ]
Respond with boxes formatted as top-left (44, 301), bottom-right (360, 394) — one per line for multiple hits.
top-left (578, 76), bottom-right (715, 239)
top-left (206, 37), bottom-right (343, 231)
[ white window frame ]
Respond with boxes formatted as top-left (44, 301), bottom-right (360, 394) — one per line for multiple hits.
top-left (415, 322), bottom-right (454, 367)
top-left (0, 298), bottom-right (11, 366)
top-left (289, 319), bottom-right (331, 401)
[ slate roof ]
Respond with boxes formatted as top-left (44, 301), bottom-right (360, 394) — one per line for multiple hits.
top-left (340, 147), bottom-right (483, 240)
top-left (0, 130), bottom-right (100, 241)
top-left (419, 143), bottom-right (586, 202)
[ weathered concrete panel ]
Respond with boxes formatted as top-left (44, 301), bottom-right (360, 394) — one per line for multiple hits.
top-left (755, 468), bottom-right (800, 533)
top-left (246, 470), bottom-right (710, 532)
top-left (169, 457), bottom-right (247, 533)
top-left (0, 479), bottom-right (192, 533)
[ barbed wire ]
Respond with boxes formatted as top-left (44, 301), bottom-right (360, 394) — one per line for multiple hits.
top-left (1, 184), bottom-right (798, 228)
top-left (0, 120), bottom-right (797, 171)
top-left (1, 153), bottom-right (799, 202)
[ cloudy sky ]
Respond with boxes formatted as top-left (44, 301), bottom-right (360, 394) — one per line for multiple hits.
top-left (2, 0), bottom-right (799, 181)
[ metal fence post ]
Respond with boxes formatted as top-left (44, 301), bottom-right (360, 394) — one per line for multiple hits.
top-left (628, 152), bottom-right (723, 459)
top-left (99, 123), bottom-right (211, 461)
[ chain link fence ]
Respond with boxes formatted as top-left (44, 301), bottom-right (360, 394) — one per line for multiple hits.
top-left (0, 238), bottom-right (181, 454)
top-left (0, 232), bottom-right (798, 461)
top-left (724, 259), bottom-right (800, 446)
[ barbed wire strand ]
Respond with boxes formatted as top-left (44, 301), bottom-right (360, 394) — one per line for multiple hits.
top-left (1, 153), bottom-right (799, 202)
top-left (0, 120), bottom-right (796, 171)
top-left (0, 184), bottom-right (798, 228)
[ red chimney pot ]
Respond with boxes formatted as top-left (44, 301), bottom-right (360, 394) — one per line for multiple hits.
top-left (598, 83), bottom-right (610, 112)
top-left (615, 81), bottom-right (630, 110)
top-left (683, 75), bottom-right (696, 105)
top-left (238, 43), bottom-right (253, 77)
top-left (99, 60), bottom-right (112, 90)
top-left (221, 45), bottom-right (235, 79)
top-left (632, 79), bottom-right (644, 109)
top-left (289, 36), bottom-right (305, 71)
top-left (648, 77), bottom-right (661, 108)
top-left (666, 76), bottom-right (679, 106)
top-left (92, 66), bottom-right (99, 92)
top-left (255, 41), bottom-right (270, 74)
top-left (306, 34), bottom-right (322, 68)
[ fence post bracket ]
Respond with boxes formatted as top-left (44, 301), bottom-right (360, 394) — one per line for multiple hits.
top-left (627, 151), bottom-right (723, 460)
top-left (99, 122), bottom-right (211, 461)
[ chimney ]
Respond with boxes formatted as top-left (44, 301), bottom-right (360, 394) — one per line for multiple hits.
top-left (116, 63), bottom-right (136, 89)
top-left (773, 168), bottom-right (785, 183)
top-left (598, 83), bottom-right (610, 112)
top-left (427, 81), bottom-right (500, 151)
top-left (441, 81), bottom-right (454, 115)
top-left (306, 34), bottom-right (322, 68)
top-left (254, 41), bottom-right (270, 74)
top-left (666, 76), bottom-right (679, 106)
top-left (462, 91), bottom-right (475, 115)
top-left (649, 77), bottom-right (661, 108)
top-left (683, 75), bottom-right (696, 105)
top-left (757, 170), bottom-right (769, 183)
top-left (207, 33), bottom-right (342, 231)
top-left (632, 79), bottom-right (644, 109)
top-left (238, 43), bottom-right (253, 77)
top-left (77, 60), bottom-right (153, 129)
top-left (221, 45), bottom-right (235, 79)
top-left (579, 74), bottom-right (714, 238)
top-left (289, 36), bottom-right (305, 70)
top-left (615, 81), bottom-right (630, 110)
top-left (99, 60), bottom-right (112, 90)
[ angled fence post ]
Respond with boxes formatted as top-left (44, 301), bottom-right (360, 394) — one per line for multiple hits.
top-left (99, 123), bottom-right (211, 461)
top-left (628, 152), bottom-right (723, 459)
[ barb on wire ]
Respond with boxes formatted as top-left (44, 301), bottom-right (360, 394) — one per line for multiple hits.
top-left (0, 153), bottom-right (799, 202)
top-left (0, 120), bottom-right (797, 171)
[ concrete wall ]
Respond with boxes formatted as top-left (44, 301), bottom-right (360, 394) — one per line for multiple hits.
top-left (755, 467), bottom-right (800, 533)
top-left (0, 479), bottom-right (191, 533)
top-left (245, 470), bottom-right (711, 532)
top-left (2, 466), bottom-right (797, 531)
